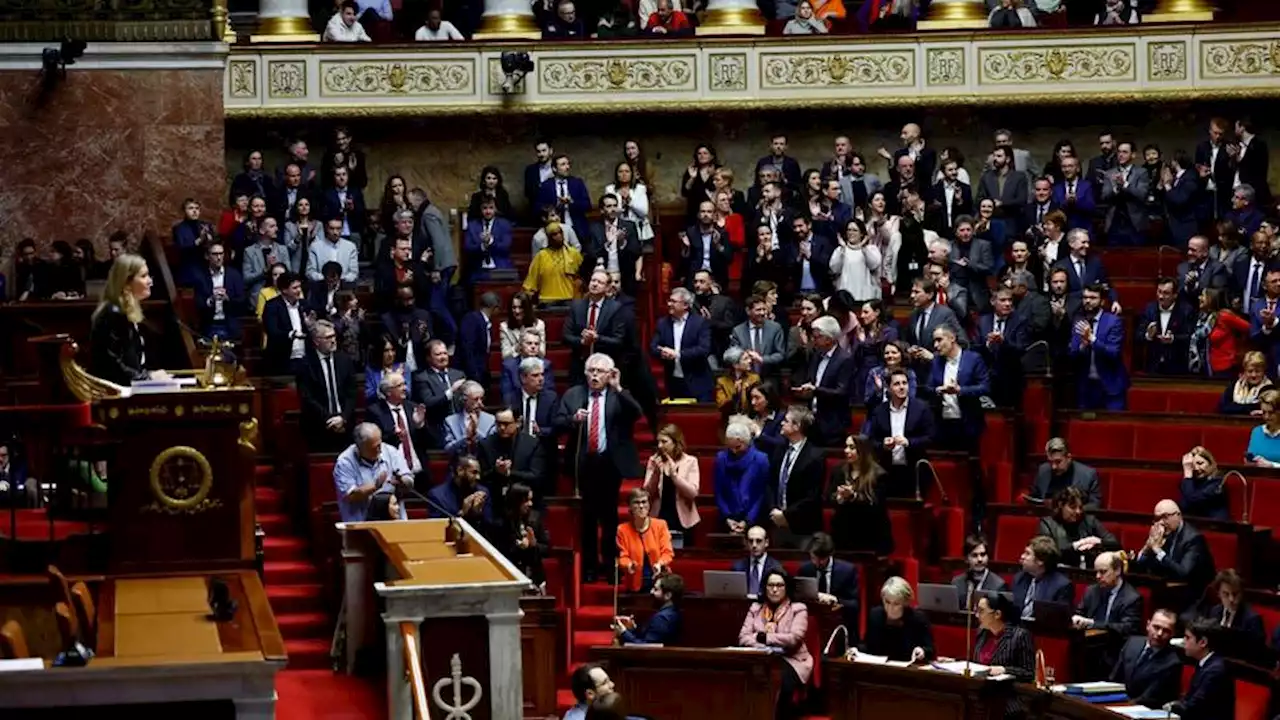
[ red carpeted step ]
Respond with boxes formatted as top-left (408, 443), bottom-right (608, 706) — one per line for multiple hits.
top-left (265, 560), bottom-right (320, 585)
top-left (284, 638), bottom-right (333, 670)
top-left (571, 630), bottom-right (616, 663)
top-left (266, 583), bottom-right (325, 615)
top-left (573, 604), bottom-right (616, 632)
top-left (255, 485), bottom-right (284, 514)
top-left (276, 611), bottom-right (333, 640)
top-left (264, 536), bottom-right (308, 562)
top-left (276, 669), bottom-right (386, 720)
top-left (580, 582), bottom-right (615, 606)
top-left (259, 512), bottom-right (291, 536)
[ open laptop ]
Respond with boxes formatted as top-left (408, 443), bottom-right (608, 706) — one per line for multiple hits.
top-left (794, 577), bottom-right (818, 603)
top-left (703, 570), bottom-right (748, 599)
top-left (918, 583), bottom-right (961, 612)
top-left (1031, 601), bottom-right (1072, 628)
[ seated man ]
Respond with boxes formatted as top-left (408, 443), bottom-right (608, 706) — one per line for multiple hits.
top-left (730, 525), bottom-right (784, 598)
top-left (796, 532), bottom-right (860, 641)
top-left (332, 423), bottom-right (412, 522)
top-left (1071, 552), bottom-right (1143, 670)
top-left (443, 381), bottom-right (496, 457)
top-left (613, 573), bottom-right (684, 645)
top-left (1132, 499), bottom-right (1216, 612)
top-left (1110, 609), bottom-right (1182, 709)
top-left (426, 454), bottom-right (494, 529)
top-left (1026, 436), bottom-right (1101, 509)
top-left (1167, 620), bottom-right (1234, 720)
top-left (1011, 535), bottom-right (1073, 622)
top-left (0, 442), bottom-right (37, 508)
top-left (950, 534), bottom-right (1007, 603)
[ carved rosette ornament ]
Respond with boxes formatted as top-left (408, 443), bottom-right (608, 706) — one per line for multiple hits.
top-left (144, 446), bottom-right (222, 515)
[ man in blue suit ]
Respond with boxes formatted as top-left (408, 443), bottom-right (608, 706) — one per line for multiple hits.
top-left (1070, 284), bottom-right (1129, 411)
top-left (926, 324), bottom-right (990, 521)
top-left (462, 198), bottom-right (514, 282)
top-left (455, 292), bottom-right (499, 392)
top-left (863, 369), bottom-right (936, 499)
top-left (321, 166), bottom-right (366, 239)
top-left (522, 139), bottom-right (555, 221)
top-left (791, 316), bottom-right (855, 447)
top-left (614, 573), bottom-right (684, 645)
top-left (1167, 619), bottom-right (1234, 720)
top-left (797, 532), bottom-right (861, 641)
top-left (1109, 609), bottom-right (1182, 709)
top-left (1231, 232), bottom-right (1275, 315)
top-left (1053, 229), bottom-right (1118, 308)
top-left (1137, 278), bottom-right (1194, 375)
top-left (650, 287), bottom-right (713, 401)
top-left (426, 454), bottom-right (494, 529)
top-left (1162, 151), bottom-right (1203, 247)
top-left (503, 355), bottom-right (560, 490)
top-left (1051, 156), bottom-right (1096, 232)
top-left (1250, 268), bottom-right (1280, 373)
top-left (789, 215), bottom-right (835, 298)
top-left (501, 332), bottom-right (554, 402)
top-left (1011, 535), bottom-right (1074, 622)
top-left (191, 242), bottom-right (246, 342)
top-left (975, 287), bottom-right (1030, 408)
top-left (536, 154), bottom-right (591, 235)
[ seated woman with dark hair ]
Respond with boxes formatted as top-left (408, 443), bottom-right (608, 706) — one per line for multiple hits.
top-left (738, 568), bottom-right (813, 720)
top-left (495, 483), bottom-right (549, 593)
top-left (745, 380), bottom-right (786, 454)
top-left (1219, 351), bottom-right (1273, 415)
top-left (1036, 486), bottom-right (1119, 570)
top-left (364, 491), bottom-right (403, 522)
top-left (938, 591), bottom-right (1034, 719)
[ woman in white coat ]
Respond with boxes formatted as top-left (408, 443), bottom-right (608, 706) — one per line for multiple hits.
top-left (604, 161), bottom-right (654, 246)
top-left (829, 218), bottom-right (882, 302)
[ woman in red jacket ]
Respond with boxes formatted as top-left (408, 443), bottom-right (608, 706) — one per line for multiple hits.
top-left (713, 190), bottom-right (745, 285)
top-left (1190, 288), bottom-right (1251, 378)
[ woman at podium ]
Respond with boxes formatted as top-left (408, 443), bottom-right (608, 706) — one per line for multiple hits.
top-left (90, 253), bottom-right (169, 386)
top-left (967, 592), bottom-right (1034, 719)
top-left (737, 568), bottom-right (813, 720)
top-left (859, 576), bottom-right (934, 663)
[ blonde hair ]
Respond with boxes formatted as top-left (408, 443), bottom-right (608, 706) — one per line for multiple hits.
top-left (1189, 445), bottom-right (1219, 476)
top-left (880, 576), bottom-right (913, 604)
top-left (94, 253), bottom-right (147, 324)
top-left (1243, 351), bottom-right (1267, 371)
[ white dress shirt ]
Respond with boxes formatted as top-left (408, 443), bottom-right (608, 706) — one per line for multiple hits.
top-left (671, 314), bottom-right (687, 379)
top-left (414, 20), bottom-right (463, 40)
top-left (323, 13), bottom-right (372, 42)
top-left (386, 402), bottom-right (423, 473)
top-left (210, 268), bottom-right (226, 321)
top-left (941, 353), bottom-right (961, 419)
top-left (888, 400), bottom-right (908, 465)
top-left (286, 300), bottom-right (306, 360)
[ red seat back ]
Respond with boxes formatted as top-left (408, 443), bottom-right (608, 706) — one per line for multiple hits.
top-left (1237, 678), bottom-right (1270, 720)
top-left (993, 515), bottom-right (1041, 563)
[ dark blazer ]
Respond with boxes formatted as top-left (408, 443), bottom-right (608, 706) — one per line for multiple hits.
top-left (476, 432), bottom-right (547, 500)
top-left (1069, 310), bottom-right (1130, 399)
top-left (536, 175), bottom-right (591, 232)
top-left (1028, 460), bottom-right (1102, 508)
top-left (1233, 136), bottom-right (1272, 207)
top-left (381, 307), bottom-right (433, 370)
top-left (861, 398), bottom-right (935, 473)
top-left (974, 311), bottom-right (1029, 400)
top-left (1051, 178), bottom-right (1097, 231)
top-left (891, 146), bottom-right (937, 193)
top-left (792, 346), bottom-right (855, 446)
top-left (1133, 521), bottom-right (1216, 592)
top-left (1195, 140), bottom-right (1236, 219)
top-left (1170, 653), bottom-right (1234, 720)
top-left (89, 305), bottom-right (150, 386)
top-left (931, 180), bottom-right (974, 232)
top-left (950, 570), bottom-right (1007, 603)
top-left (502, 387), bottom-right (559, 440)
top-left (271, 183), bottom-right (313, 224)
top-left (365, 398), bottom-right (425, 451)
top-left (787, 233), bottom-right (835, 298)
top-left (798, 559), bottom-right (861, 639)
top-left (1175, 258), bottom-right (1230, 308)
top-left (973, 624), bottom-right (1036, 717)
top-left (754, 154), bottom-right (802, 189)
top-left (1053, 255), bottom-right (1114, 299)
top-left (462, 217), bottom-right (515, 280)
top-left (1137, 300), bottom-right (1195, 375)
top-left (261, 295), bottom-right (302, 375)
top-left (500, 357), bottom-right (553, 406)
top-left (1207, 603), bottom-right (1267, 648)
top-left (454, 310), bottom-right (492, 387)
top-left (373, 257), bottom-right (431, 310)
top-left (554, 385), bottom-right (643, 480)
top-left (682, 223), bottom-right (734, 288)
top-left (1230, 254), bottom-right (1276, 315)
top-left (650, 313), bottom-right (714, 401)
top-left (191, 266), bottom-right (246, 340)
top-left (1037, 514), bottom-right (1119, 569)
top-left (321, 186), bottom-right (367, 235)
top-left (582, 219), bottom-right (642, 296)
top-left (766, 439), bottom-right (826, 538)
top-left (902, 303), bottom-right (963, 349)
top-left (1180, 474), bottom-right (1230, 521)
top-left (564, 296), bottom-right (627, 371)
top-left (411, 365), bottom-right (468, 448)
top-left (523, 162), bottom-right (551, 214)
top-left (730, 554), bottom-right (784, 594)
top-left (1075, 581), bottom-right (1143, 636)
top-left (1164, 169), bottom-right (1203, 246)
top-left (925, 350), bottom-right (991, 436)
top-left (976, 169), bottom-right (1030, 235)
top-left (620, 604), bottom-right (682, 645)
top-left (1110, 636), bottom-right (1183, 708)
top-left (295, 350), bottom-right (358, 438)
top-left (1011, 569), bottom-right (1074, 617)
top-left (861, 606), bottom-right (935, 662)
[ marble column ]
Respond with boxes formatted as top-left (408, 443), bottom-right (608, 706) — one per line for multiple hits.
top-left (473, 0), bottom-right (541, 39)
top-left (1145, 0), bottom-right (1215, 23)
top-left (916, 0), bottom-right (987, 29)
top-left (384, 617), bottom-right (412, 720)
top-left (697, 0), bottom-right (766, 35)
top-left (341, 540), bottom-right (373, 675)
top-left (487, 611), bottom-right (526, 719)
top-left (253, 0), bottom-right (319, 42)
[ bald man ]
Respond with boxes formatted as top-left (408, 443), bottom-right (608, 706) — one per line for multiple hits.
top-left (880, 123), bottom-right (937, 193)
top-left (1133, 500), bottom-right (1215, 611)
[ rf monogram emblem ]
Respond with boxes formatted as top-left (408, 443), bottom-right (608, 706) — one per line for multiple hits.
top-left (431, 653), bottom-right (483, 720)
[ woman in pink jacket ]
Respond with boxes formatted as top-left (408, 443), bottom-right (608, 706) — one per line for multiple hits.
top-left (642, 425), bottom-right (700, 545)
top-left (738, 568), bottom-right (813, 719)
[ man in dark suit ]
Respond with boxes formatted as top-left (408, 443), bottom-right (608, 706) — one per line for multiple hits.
top-left (1051, 155), bottom-right (1097, 233)
top-left (476, 406), bottom-right (548, 502)
top-left (272, 161), bottom-right (312, 223)
top-left (615, 573), bottom-right (685, 646)
top-left (1021, 177), bottom-right (1061, 239)
top-left (682, 200), bottom-right (733, 290)
top-left (931, 157), bottom-right (974, 235)
top-left (554, 353), bottom-right (642, 583)
top-left (863, 368), bottom-right (936, 499)
top-left (753, 134), bottom-right (802, 190)
top-left (522, 140), bottom-right (555, 222)
top-left (1195, 118), bottom-right (1236, 221)
top-left (1137, 277), bottom-right (1194, 376)
top-left (789, 316), bottom-right (854, 447)
top-left (692, 270), bottom-right (740, 368)
top-left (731, 525), bottom-right (785, 598)
top-left (789, 215), bottom-right (834, 297)
top-left (924, 325), bottom-right (990, 455)
top-left (1227, 184), bottom-right (1266, 236)
top-left (504, 355), bottom-right (560, 492)
top-left (1134, 499), bottom-right (1216, 611)
top-left (1087, 131), bottom-right (1118, 203)
top-left (192, 242), bottom-right (246, 342)
top-left (1110, 609), bottom-right (1182, 709)
top-left (950, 534), bottom-right (1008, 603)
top-left (501, 332), bottom-right (553, 403)
top-left (1100, 142), bottom-right (1150, 246)
top-left (374, 232), bottom-right (430, 312)
top-left (1011, 535), bottom-right (1074, 622)
top-left (1027, 437), bottom-right (1102, 509)
top-left (974, 287), bottom-right (1029, 407)
top-left (296, 319), bottom-right (358, 452)
top-left (729, 296), bottom-right (788, 377)
top-left (903, 277), bottom-right (963, 354)
top-left (581, 194), bottom-right (642, 297)
top-left (455, 292), bottom-right (499, 391)
top-left (1168, 619), bottom-right (1235, 720)
top-left (1070, 284), bottom-right (1130, 411)
top-left (321, 166), bottom-right (366, 240)
top-left (762, 405), bottom-right (826, 550)
top-left (1163, 151), bottom-right (1203, 247)
top-left (797, 532), bottom-right (860, 641)
top-left (381, 284), bottom-right (433, 374)
top-left (536, 154), bottom-right (592, 235)
top-left (306, 261), bottom-right (354, 321)
top-left (1053, 229), bottom-right (1116, 303)
top-left (650, 287), bottom-right (713, 401)
top-left (1231, 116), bottom-right (1271, 209)
top-left (411, 339), bottom-right (467, 449)
top-left (950, 217), bottom-right (995, 314)
top-left (1072, 552), bottom-right (1144, 676)
top-left (1175, 235), bottom-right (1230, 308)
top-left (564, 269), bottom-right (626, 384)
top-left (364, 369), bottom-right (429, 483)
top-left (976, 146), bottom-right (1029, 240)
top-left (462, 199), bottom-right (515, 283)
top-left (262, 271), bottom-right (310, 376)
top-left (1231, 231), bottom-right (1275, 315)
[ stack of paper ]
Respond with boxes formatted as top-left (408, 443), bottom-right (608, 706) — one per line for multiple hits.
top-left (930, 661), bottom-right (991, 678)
top-left (1062, 681), bottom-right (1126, 695)
top-left (1104, 706), bottom-right (1179, 719)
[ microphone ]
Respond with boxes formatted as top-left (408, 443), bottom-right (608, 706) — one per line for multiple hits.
top-left (824, 625), bottom-right (849, 657)
top-left (399, 483), bottom-right (473, 555)
top-left (208, 577), bottom-right (238, 621)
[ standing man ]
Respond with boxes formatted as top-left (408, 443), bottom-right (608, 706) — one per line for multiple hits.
top-left (650, 287), bottom-right (713, 401)
top-left (797, 532), bottom-right (861, 640)
top-left (297, 320), bottom-right (357, 452)
top-left (555, 353), bottom-right (642, 583)
top-left (564, 269), bottom-right (625, 384)
top-left (789, 316), bottom-right (854, 447)
top-left (1070, 284), bottom-right (1129, 411)
top-left (765, 406), bottom-right (826, 548)
top-left (332, 423), bottom-right (412, 522)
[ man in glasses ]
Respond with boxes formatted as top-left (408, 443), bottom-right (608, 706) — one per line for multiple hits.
top-left (1133, 499), bottom-right (1215, 613)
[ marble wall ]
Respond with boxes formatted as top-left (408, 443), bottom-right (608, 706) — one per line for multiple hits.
top-left (0, 69), bottom-right (226, 269)
top-left (227, 101), bottom-right (1278, 219)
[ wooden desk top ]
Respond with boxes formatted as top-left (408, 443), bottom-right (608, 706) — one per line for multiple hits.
top-left (344, 519), bottom-right (522, 588)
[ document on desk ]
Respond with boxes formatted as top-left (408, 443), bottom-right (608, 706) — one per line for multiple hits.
top-left (1104, 706), bottom-right (1179, 719)
top-left (930, 661), bottom-right (992, 678)
top-left (1059, 681), bottom-right (1127, 694)
top-left (0, 658), bottom-right (44, 672)
top-left (850, 653), bottom-right (913, 668)
top-left (718, 646), bottom-right (774, 653)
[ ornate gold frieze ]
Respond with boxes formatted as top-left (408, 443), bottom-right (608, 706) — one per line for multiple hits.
top-left (1200, 40), bottom-right (1280, 78)
top-left (537, 56), bottom-right (696, 93)
top-left (229, 59), bottom-right (257, 98)
top-left (268, 60), bottom-right (307, 99)
top-left (759, 51), bottom-right (914, 88)
top-left (1148, 41), bottom-right (1187, 81)
top-left (926, 47), bottom-right (965, 86)
top-left (979, 44), bottom-right (1135, 84)
top-left (709, 53), bottom-right (748, 92)
top-left (320, 59), bottom-right (476, 96)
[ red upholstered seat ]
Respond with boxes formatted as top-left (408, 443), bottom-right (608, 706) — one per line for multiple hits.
top-left (1248, 480), bottom-right (1280, 541)
top-left (1237, 678), bottom-right (1271, 720)
top-left (993, 515), bottom-right (1041, 563)
top-left (309, 460), bottom-right (337, 506)
top-left (1200, 530), bottom-right (1239, 575)
top-left (1201, 425), bottom-right (1251, 463)
top-left (1066, 420), bottom-right (1135, 459)
top-left (1106, 469), bottom-right (1180, 514)
top-left (543, 503), bottom-right (579, 550)
top-left (672, 557), bottom-right (733, 592)
top-left (888, 509), bottom-right (915, 559)
top-left (1034, 634), bottom-right (1073, 682)
top-left (665, 409), bottom-right (723, 447)
top-left (932, 506), bottom-right (966, 559)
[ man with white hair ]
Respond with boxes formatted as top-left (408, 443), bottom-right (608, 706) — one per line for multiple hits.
top-left (506, 354), bottom-right (560, 485)
top-left (790, 316), bottom-right (854, 447)
top-left (443, 380), bottom-right (496, 456)
top-left (555, 352), bottom-right (642, 582)
top-left (501, 331), bottom-right (554, 402)
top-left (365, 370), bottom-right (428, 482)
top-left (651, 286), bottom-right (713, 401)
top-left (298, 319), bottom-right (357, 452)
top-left (332, 422), bottom-right (412, 522)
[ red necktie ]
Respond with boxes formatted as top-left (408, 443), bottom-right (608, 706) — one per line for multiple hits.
top-left (938, 291), bottom-right (948, 305)
top-left (394, 407), bottom-right (413, 467)
top-left (589, 392), bottom-right (602, 452)
top-left (586, 302), bottom-right (599, 348)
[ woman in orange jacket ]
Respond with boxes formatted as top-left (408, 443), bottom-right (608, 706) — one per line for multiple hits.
top-left (615, 488), bottom-right (674, 592)
top-left (810, 0), bottom-right (846, 27)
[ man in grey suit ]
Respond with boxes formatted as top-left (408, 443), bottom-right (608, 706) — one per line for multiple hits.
top-left (1174, 235), bottom-right (1229, 308)
top-left (242, 217), bottom-right (291, 302)
top-left (1027, 437), bottom-right (1102, 509)
top-left (443, 380), bottom-right (496, 457)
top-left (1100, 141), bottom-right (1150, 246)
top-left (949, 215), bottom-right (995, 314)
top-left (904, 277), bottom-right (963, 365)
top-left (729, 294), bottom-right (787, 377)
top-left (412, 339), bottom-right (467, 449)
top-left (977, 146), bottom-right (1029, 241)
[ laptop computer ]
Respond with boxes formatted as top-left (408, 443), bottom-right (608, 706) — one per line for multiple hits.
top-left (918, 583), bottom-right (961, 612)
top-left (1031, 600), bottom-right (1072, 628)
top-left (703, 570), bottom-right (748, 599)
top-left (794, 577), bottom-right (818, 603)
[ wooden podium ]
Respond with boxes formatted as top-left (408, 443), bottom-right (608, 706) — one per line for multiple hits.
top-left (823, 658), bottom-right (1012, 720)
top-left (342, 518), bottom-right (532, 720)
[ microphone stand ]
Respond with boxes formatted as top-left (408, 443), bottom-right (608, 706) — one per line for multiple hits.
top-left (401, 485), bottom-right (472, 555)
top-left (963, 583), bottom-right (974, 678)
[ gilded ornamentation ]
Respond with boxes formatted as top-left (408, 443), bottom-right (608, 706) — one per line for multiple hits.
top-left (709, 53), bottom-right (748, 92)
top-left (979, 45), bottom-right (1135, 84)
top-left (926, 47), bottom-right (965, 86)
top-left (239, 418), bottom-right (260, 455)
top-left (268, 60), bottom-right (307, 99)
top-left (487, 58), bottom-right (526, 95)
top-left (1148, 41), bottom-right (1187, 82)
top-left (321, 60), bottom-right (474, 96)
top-left (145, 446), bottom-right (221, 515)
top-left (538, 56), bottom-right (696, 93)
top-left (759, 52), bottom-right (913, 88)
top-left (229, 60), bottom-right (257, 99)
top-left (1201, 41), bottom-right (1280, 78)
